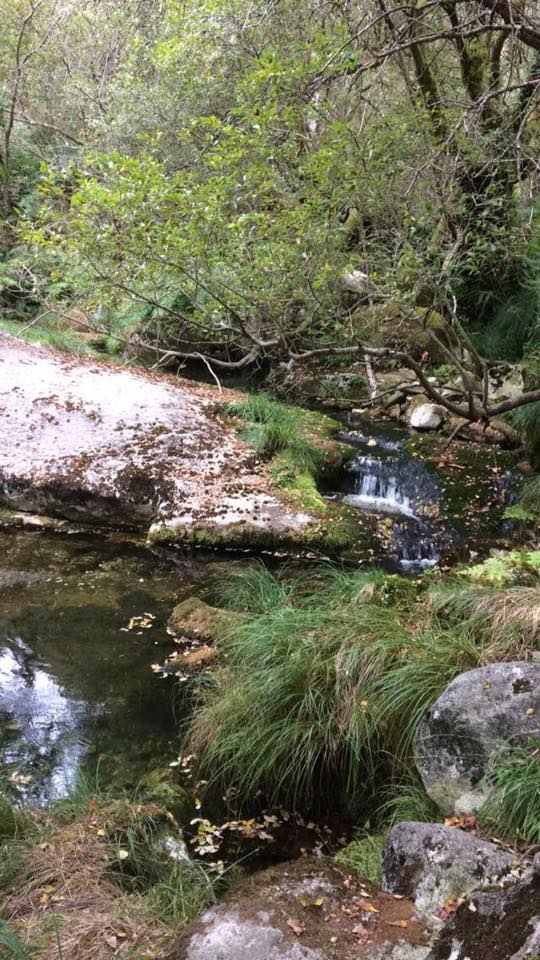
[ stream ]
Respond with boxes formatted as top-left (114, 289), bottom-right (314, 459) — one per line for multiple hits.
top-left (0, 417), bottom-right (515, 801)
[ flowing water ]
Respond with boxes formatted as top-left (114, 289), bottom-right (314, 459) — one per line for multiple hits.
top-left (333, 416), bottom-right (457, 570)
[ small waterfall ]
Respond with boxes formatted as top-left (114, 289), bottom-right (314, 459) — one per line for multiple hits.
top-left (334, 423), bottom-right (456, 570)
top-left (343, 455), bottom-right (416, 516)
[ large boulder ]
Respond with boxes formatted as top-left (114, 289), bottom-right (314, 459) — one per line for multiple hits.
top-left (0, 333), bottom-right (323, 550)
top-left (409, 404), bottom-right (446, 432)
top-left (414, 663), bottom-right (540, 815)
top-left (163, 858), bottom-right (426, 960)
top-left (426, 854), bottom-right (540, 960)
top-left (381, 822), bottom-right (515, 921)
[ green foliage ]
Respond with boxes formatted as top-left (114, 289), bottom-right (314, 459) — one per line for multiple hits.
top-left (334, 833), bottom-right (386, 886)
top-left (456, 550), bottom-right (540, 585)
top-left (433, 363), bottom-right (458, 383)
top-left (0, 922), bottom-right (33, 960)
top-left (374, 777), bottom-right (442, 828)
top-left (0, 788), bottom-right (29, 840)
top-left (480, 743), bottom-right (540, 844)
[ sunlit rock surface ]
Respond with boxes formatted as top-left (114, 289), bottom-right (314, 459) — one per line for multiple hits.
top-left (0, 334), bottom-right (314, 547)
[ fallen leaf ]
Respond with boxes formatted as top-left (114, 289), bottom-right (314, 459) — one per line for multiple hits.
top-left (387, 919), bottom-right (408, 928)
top-left (287, 919), bottom-right (304, 937)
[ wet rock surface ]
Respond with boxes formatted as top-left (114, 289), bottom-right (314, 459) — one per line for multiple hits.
top-left (381, 822), bottom-right (515, 921)
top-left (163, 858), bottom-right (426, 960)
top-left (168, 597), bottom-right (243, 643)
top-left (0, 333), bottom-right (315, 548)
top-left (414, 663), bottom-right (540, 814)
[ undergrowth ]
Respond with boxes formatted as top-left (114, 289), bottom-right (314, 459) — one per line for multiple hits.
top-left (187, 561), bottom-right (540, 816)
top-left (334, 833), bottom-right (386, 886)
top-left (480, 743), bottom-right (540, 845)
top-left (224, 393), bottom-right (330, 477)
top-left (0, 777), bottom-right (221, 960)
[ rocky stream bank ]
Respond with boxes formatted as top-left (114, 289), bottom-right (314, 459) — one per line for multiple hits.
top-left (0, 334), bottom-right (539, 960)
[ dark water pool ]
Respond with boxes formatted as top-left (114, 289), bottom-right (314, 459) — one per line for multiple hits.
top-left (0, 531), bottom-right (201, 802)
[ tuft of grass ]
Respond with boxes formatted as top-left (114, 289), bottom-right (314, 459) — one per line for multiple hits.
top-left (0, 921), bottom-right (33, 960)
top-left (0, 788), bottom-right (30, 840)
top-left (187, 566), bottom-right (487, 813)
top-left (334, 833), bottom-right (386, 886)
top-left (0, 780), bottom-right (220, 960)
top-left (479, 743), bottom-right (540, 844)
top-left (374, 776), bottom-right (442, 828)
top-left (209, 561), bottom-right (294, 614)
top-left (429, 581), bottom-right (540, 653)
top-left (224, 393), bottom-right (329, 476)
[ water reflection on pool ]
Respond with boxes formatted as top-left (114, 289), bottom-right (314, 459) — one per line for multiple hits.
top-left (0, 530), bottom-right (196, 801)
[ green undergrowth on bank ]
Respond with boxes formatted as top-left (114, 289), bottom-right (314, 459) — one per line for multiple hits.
top-left (0, 777), bottom-right (224, 960)
top-left (187, 555), bottom-right (540, 819)
top-left (479, 742), bottom-right (540, 845)
top-left (223, 393), bottom-right (352, 516)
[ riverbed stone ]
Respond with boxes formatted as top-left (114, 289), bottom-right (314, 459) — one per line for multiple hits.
top-left (381, 822), bottom-right (515, 920)
top-left (0, 333), bottom-right (330, 551)
top-left (413, 662), bottom-right (540, 815)
top-left (409, 404), bottom-right (446, 431)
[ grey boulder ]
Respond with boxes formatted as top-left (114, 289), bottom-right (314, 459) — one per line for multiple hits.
top-left (426, 854), bottom-right (540, 960)
top-left (381, 822), bottom-right (515, 921)
top-left (177, 906), bottom-right (323, 960)
top-left (414, 662), bottom-right (540, 815)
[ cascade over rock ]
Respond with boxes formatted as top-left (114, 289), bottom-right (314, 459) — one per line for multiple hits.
top-left (0, 334), bottom-right (320, 549)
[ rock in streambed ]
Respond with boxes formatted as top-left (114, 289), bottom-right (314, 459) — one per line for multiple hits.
top-left (0, 333), bottom-right (340, 551)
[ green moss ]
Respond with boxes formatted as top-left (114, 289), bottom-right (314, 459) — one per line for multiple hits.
top-left (334, 833), bottom-right (386, 886)
top-left (269, 455), bottom-right (328, 514)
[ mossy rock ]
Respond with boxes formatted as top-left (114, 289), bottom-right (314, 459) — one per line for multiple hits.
top-left (168, 597), bottom-right (246, 642)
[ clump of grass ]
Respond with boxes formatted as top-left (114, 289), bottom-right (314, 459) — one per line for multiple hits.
top-left (0, 920), bottom-right (33, 960)
top-left (187, 566), bottom-right (485, 814)
top-left (224, 393), bottom-right (328, 476)
top-left (209, 561), bottom-right (294, 614)
top-left (0, 787), bottom-right (30, 840)
top-left (374, 775), bottom-right (442, 828)
top-left (334, 833), bottom-right (386, 886)
top-left (479, 743), bottom-right (540, 844)
top-left (429, 581), bottom-right (540, 653)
